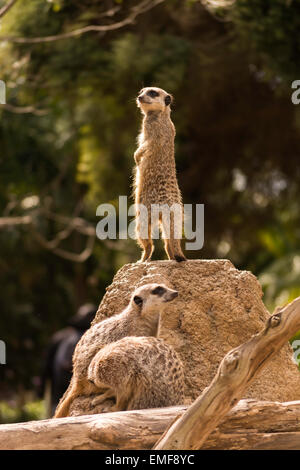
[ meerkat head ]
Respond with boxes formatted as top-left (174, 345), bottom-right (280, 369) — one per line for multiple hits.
top-left (131, 283), bottom-right (178, 320)
top-left (137, 87), bottom-right (173, 114)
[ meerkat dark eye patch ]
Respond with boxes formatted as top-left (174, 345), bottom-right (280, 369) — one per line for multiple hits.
top-left (165, 95), bottom-right (172, 106)
top-left (133, 295), bottom-right (143, 305)
top-left (152, 286), bottom-right (166, 296)
top-left (147, 89), bottom-right (159, 98)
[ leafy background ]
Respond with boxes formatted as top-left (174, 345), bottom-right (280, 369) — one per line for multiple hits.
top-left (0, 0), bottom-right (300, 422)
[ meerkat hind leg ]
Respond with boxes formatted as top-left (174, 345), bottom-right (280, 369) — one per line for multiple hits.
top-left (138, 238), bottom-right (154, 262)
top-left (172, 238), bottom-right (186, 262)
top-left (93, 388), bottom-right (116, 405)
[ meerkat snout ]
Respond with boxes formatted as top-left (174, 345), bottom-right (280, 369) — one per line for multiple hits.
top-left (133, 87), bottom-right (186, 262)
top-left (164, 289), bottom-right (178, 302)
top-left (54, 282), bottom-right (180, 418)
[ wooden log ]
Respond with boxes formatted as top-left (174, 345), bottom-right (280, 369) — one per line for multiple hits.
top-left (154, 296), bottom-right (300, 450)
top-left (0, 400), bottom-right (300, 450)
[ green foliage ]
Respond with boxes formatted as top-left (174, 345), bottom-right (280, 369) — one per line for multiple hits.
top-left (231, 0), bottom-right (300, 83)
top-left (260, 253), bottom-right (300, 310)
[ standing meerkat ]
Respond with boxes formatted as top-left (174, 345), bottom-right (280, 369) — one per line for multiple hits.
top-left (134, 86), bottom-right (186, 263)
top-left (88, 336), bottom-right (184, 411)
top-left (54, 283), bottom-right (180, 418)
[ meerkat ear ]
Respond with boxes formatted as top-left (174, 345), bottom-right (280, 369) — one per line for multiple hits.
top-left (151, 286), bottom-right (166, 296)
top-left (165, 94), bottom-right (172, 106)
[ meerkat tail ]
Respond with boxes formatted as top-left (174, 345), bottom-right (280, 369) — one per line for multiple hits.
top-left (133, 87), bottom-right (187, 263)
top-left (172, 239), bottom-right (187, 262)
top-left (89, 336), bottom-right (185, 413)
top-left (88, 343), bottom-right (132, 411)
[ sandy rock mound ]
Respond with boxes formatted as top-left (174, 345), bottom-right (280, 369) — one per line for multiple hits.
top-left (70, 259), bottom-right (300, 415)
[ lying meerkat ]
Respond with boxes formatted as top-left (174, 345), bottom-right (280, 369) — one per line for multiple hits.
top-left (134, 86), bottom-right (187, 263)
top-left (54, 283), bottom-right (179, 418)
top-left (88, 336), bottom-right (185, 412)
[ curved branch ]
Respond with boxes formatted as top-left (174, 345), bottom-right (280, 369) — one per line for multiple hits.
top-left (154, 296), bottom-right (300, 450)
top-left (37, 202), bottom-right (84, 249)
top-left (200, 0), bottom-right (235, 22)
top-left (0, 215), bottom-right (31, 226)
top-left (0, 0), bottom-right (165, 44)
top-left (0, 204), bottom-right (128, 256)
